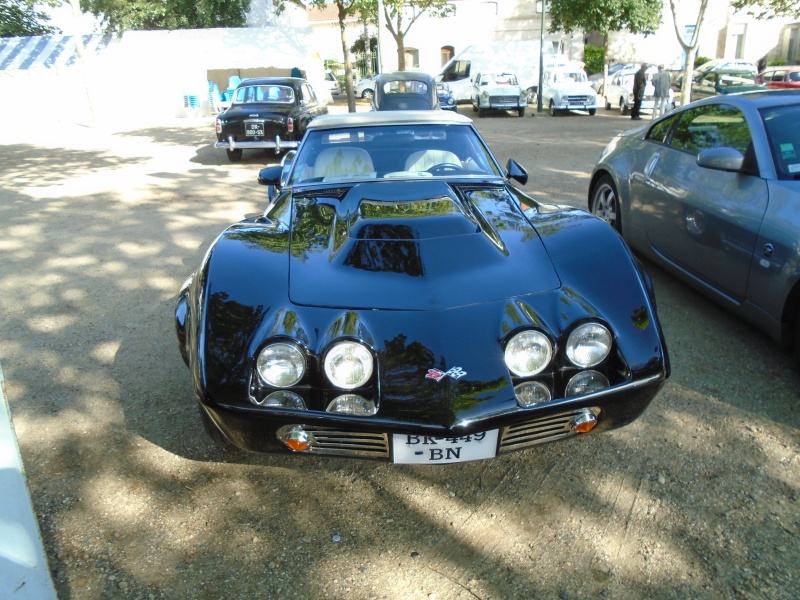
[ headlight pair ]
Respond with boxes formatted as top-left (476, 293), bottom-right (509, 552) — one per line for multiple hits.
top-left (256, 340), bottom-right (374, 390)
top-left (504, 322), bottom-right (612, 376)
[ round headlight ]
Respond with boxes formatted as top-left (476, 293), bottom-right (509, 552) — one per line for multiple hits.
top-left (565, 370), bottom-right (609, 397)
top-left (324, 341), bottom-right (373, 389)
top-left (514, 381), bottom-right (551, 407)
top-left (256, 342), bottom-right (305, 387)
top-left (327, 394), bottom-right (377, 416)
top-left (566, 323), bottom-right (612, 367)
top-left (504, 330), bottom-right (553, 377)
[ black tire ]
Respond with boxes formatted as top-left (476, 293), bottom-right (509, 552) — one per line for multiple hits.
top-left (620, 100), bottom-right (628, 116)
top-left (518, 107), bottom-right (525, 117)
top-left (588, 108), bottom-right (596, 116)
top-left (226, 148), bottom-right (242, 162)
top-left (605, 98), bottom-right (612, 110)
top-left (590, 174), bottom-right (622, 233)
top-left (549, 101), bottom-right (557, 116)
top-left (362, 89), bottom-right (374, 100)
top-left (479, 107), bottom-right (486, 118)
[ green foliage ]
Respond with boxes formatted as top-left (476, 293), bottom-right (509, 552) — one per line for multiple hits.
top-left (583, 44), bottom-right (604, 74)
top-left (81, 0), bottom-right (249, 33)
top-left (731, 0), bottom-right (800, 19)
top-left (695, 55), bottom-right (711, 68)
top-left (1, 0), bottom-right (58, 36)
top-left (548, 0), bottom-right (663, 36)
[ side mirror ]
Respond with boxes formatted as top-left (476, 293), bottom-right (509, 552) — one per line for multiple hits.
top-left (258, 165), bottom-right (284, 203)
top-left (505, 159), bottom-right (528, 185)
top-left (696, 147), bottom-right (745, 173)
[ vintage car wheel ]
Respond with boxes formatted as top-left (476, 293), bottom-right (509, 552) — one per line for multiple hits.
top-left (479, 107), bottom-right (486, 118)
top-left (226, 148), bottom-right (243, 162)
top-left (549, 101), bottom-right (558, 117)
top-left (588, 108), bottom-right (596, 116)
top-left (518, 107), bottom-right (525, 117)
top-left (620, 100), bottom-right (628, 116)
top-left (591, 175), bottom-right (621, 233)
top-left (605, 98), bottom-right (612, 110)
top-left (362, 89), bottom-right (375, 100)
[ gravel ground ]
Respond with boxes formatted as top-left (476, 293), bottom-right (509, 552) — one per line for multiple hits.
top-left (0, 99), bottom-right (798, 600)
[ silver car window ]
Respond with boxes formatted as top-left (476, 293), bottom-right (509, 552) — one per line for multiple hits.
top-left (669, 104), bottom-right (751, 155)
top-left (761, 104), bottom-right (800, 180)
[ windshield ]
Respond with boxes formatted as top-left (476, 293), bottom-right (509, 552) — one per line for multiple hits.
top-left (761, 104), bottom-right (800, 180)
top-left (288, 124), bottom-right (502, 185)
top-left (233, 84), bottom-right (295, 104)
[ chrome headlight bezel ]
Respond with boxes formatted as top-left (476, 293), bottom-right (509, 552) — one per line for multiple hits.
top-left (256, 341), bottom-right (306, 388)
top-left (323, 340), bottom-right (374, 390)
top-left (504, 330), bottom-right (553, 377)
top-left (566, 322), bottom-right (612, 368)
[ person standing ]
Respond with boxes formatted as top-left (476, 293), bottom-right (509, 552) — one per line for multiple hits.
top-left (631, 63), bottom-right (648, 120)
top-left (652, 65), bottom-right (672, 119)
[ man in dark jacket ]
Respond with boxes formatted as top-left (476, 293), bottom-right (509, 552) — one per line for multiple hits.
top-left (631, 63), bottom-right (648, 120)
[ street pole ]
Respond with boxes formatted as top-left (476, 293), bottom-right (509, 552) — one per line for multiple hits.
top-left (537, 0), bottom-right (545, 113)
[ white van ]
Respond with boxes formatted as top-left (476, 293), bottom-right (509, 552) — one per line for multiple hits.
top-left (437, 43), bottom-right (570, 103)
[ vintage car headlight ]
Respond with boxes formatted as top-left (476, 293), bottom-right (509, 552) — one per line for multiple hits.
top-left (504, 330), bottom-right (552, 377)
top-left (566, 323), bottom-right (612, 367)
top-left (256, 342), bottom-right (306, 387)
top-left (514, 381), bottom-right (552, 407)
top-left (565, 370), bottom-right (609, 397)
top-left (481, 90), bottom-right (489, 99)
top-left (256, 390), bottom-right (307, 410)
top-left (324, 341), bottom-right (374, 389)
top-left (327, 394), bottom-right (377, 416)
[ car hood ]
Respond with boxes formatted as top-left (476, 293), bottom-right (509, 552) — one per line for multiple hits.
top-left (481, 84), bottom-right (522, 95)
top-left (552, 82), bottom-right (595, 95)
top-left (288, 180), bottom-right (561, 310)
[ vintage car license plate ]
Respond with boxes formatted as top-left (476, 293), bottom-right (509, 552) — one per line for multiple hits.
top-left (392, 430), bottom-right (499, 464)
top-left (245, 121), bottom-right (265, 136)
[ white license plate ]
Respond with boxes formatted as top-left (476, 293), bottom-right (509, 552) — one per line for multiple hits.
top-left (392, 430), bottom-right (498, 464)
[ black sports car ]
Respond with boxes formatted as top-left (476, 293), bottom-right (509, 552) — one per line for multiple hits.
top-left (214, 77), bottom-right (327, 162)
top-left (176, 111), bottom-right (670, 463)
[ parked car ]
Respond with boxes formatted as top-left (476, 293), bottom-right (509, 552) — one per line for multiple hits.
top-left (470, 72), bottom-right (527, 117)
top-left (373, 71), bottom-right (439, 110)
top-left (588, 90), bottom-right (800, 367)
top-left (324, 69), bottom-right (340, 95)
top-left (604, 65), bottom-right (675, 115)
top-left (175, 110), bottom-right (670, 461)
top-left (541, 65), bottom-right (598, 116)
top-left (690, 70), bottom-right (765, 100)
top-left (355, 74), bottom-right (379, 100)
top-left (675, 58), bottom-right (758, 89)
top-left (589, 62), bottom-right (636, 94)
top-left (758, 65), bottom-right (800, 89)
top-left (214, 77), bottom-right (328, 162)
top-left (437, 82), bottom-right (457, 111)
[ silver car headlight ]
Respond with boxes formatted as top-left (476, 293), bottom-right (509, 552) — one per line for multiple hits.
top-left (514, 381), bottom-right (552, 407)
top-left (504, 330), bottom-right (553, 377)
top-left (565, 370), bottom-right (610, 397)
top-left (566, 323), bottom-right (612, 367)
top-left (324, 341), bottom-right (374, 389)
top-left (256, 342), bottom-right (305, 387)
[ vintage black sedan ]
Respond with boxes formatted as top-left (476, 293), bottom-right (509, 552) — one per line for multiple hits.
top-left (214, 77), bottom-right (327, 162)
top-left (589, 90), bottom-right (800, 367)
top-left (176, 110), bottom-right (670, 463)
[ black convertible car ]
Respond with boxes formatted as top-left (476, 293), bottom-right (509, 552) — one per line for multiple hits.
top-left (214, 77), bottom-right (327, 162)
top-left (176, 111), bottom-right (669, 463)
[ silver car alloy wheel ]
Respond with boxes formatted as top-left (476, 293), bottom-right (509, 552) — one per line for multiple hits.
top-left (591, 176), bottom-right (620, 232)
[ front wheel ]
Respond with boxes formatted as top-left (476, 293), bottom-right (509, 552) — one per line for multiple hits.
top-left (518, 107), bottom-right (525, 117)
top-left (362, 89), bottom-right (374, 100)
top-left (226, 148), bottom-right (242, 162)
top-left (588, 108), bottom-right (596, 116)
top-left (590, 174), bottom-right (621, 233)
top-left (549, 101), bottom-right (557, 116)
top-left (605, 98), bottom-right (612, 110)
top-left (479, 107), bottom-right (486, 118)
top-left (620, 100), bottom-right (628, 116)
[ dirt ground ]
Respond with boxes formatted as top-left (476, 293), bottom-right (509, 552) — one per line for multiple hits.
top-left (0, 100), bottom-right (798, 600)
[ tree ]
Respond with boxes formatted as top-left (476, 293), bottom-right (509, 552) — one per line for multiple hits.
top-left (667, 0), bottom-right (709, 107)
top-left (80, 0), bottom-right (249, 33)
top-left (730, 0), bottom-right (800, 19)
top-left (371, 0), bottom-right (453, 71)
top-left (548, 0), bottom-right (663, 91)
top-left (1, 0), bottom-right (59, 36)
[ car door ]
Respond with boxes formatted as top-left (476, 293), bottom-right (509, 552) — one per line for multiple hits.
top-left (296, 83), bottom-right (324, 136)
top-left (634, 103), bottom-right (769, 300)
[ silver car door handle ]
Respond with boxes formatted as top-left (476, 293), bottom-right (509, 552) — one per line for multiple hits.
top-left (645, 153), bottom-right (660, 181)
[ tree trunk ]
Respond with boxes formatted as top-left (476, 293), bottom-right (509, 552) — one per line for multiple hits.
top-left (336, 1), bottom-right (356, 112)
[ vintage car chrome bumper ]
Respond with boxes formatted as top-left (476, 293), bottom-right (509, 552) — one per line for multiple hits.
top-left (215, 135), bottom-right (299, 154)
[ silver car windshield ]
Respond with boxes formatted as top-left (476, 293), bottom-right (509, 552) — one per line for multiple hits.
top-left (288, 124), bottom-right (502, 185)
top-left (761, 104), bottom-right (800, 180)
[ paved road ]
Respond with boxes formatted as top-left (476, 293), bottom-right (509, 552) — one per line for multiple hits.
top-left (0, 103), bottom-right (797, 600)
